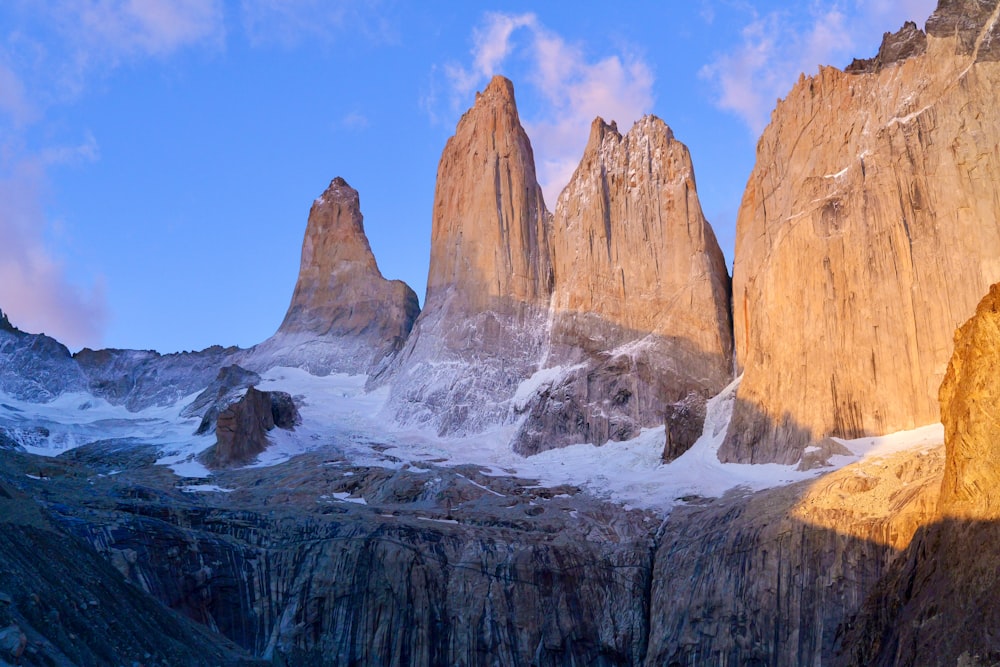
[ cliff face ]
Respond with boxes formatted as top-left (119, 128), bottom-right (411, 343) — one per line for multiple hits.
top-left (938, 282), bottom-right (1000, 519)
top-left (377, 76), bottom-right (554, 435)
top-left (836, 281), bottom-right (1000, 667)
top-left (270, 177), bottom-right (420, 374)
top-left (723, 3), bottom-right (1000, 464)
top-left (513, 117), bottom-right (733, 454)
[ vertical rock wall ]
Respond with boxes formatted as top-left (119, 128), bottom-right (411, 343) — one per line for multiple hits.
top-left (724, 5), bottom-right (1000, 463)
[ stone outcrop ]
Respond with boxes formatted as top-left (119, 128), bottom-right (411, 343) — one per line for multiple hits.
top-left (513, 117), bottom-right (732, 454)
top-left (184, 365), bottom-right (263, 435)
top-left (723, 2), bottom-right (1000, 463)
top-left (376, 76), bottom-right (554, 435)
top-left (208, 387), bottom-right (298, 467)
top-left (269, 177), bottom-right (420, 375)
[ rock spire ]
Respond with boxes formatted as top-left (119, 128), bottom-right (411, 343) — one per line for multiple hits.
top-left (265, 176), bottom-right (420, 374)
top-left (376, 75), bottom-right (554, 435)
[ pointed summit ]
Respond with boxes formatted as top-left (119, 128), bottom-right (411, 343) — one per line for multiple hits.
top-left (270, 176), bottom-right (419, 373)
top-left (377, 76), bottom-right (553, 435)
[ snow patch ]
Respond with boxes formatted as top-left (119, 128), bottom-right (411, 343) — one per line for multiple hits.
top-left (181, 484), bottom-right (234, 493)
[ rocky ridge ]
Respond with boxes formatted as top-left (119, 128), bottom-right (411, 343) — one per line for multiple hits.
top-left (724, 0), bottom-right (1000, 464)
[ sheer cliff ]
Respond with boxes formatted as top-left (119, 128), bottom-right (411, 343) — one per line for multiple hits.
top-left (724, 1), bottom-right (1000, 464)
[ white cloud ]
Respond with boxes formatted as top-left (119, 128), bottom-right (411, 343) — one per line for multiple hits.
top-left (443, 13), bottom-right (654, 207)
top-left (71, 0), bottom-right (226, 58)
top-left (701, 1), bottom-right (938, 135)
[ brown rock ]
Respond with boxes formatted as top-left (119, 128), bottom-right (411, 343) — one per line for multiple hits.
top-left (723, 15), bottom-right (1000, 464)
top-left (210, 386), bottom-right (298, 467)
top-left (513, 116), bottom-right (732, 453)
top-left (274, 176), bottom-right (420, 373)
top-left (376, 75), bottom-right (554, 435)
top-left (938, 282), bottom-right (1000, 519)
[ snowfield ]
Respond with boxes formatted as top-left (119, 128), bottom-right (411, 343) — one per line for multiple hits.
top-left (1, 368), bottom-right (945, 514)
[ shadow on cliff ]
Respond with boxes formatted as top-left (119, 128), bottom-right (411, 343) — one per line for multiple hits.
top-left (837, 517), bottom-right (1000, 667)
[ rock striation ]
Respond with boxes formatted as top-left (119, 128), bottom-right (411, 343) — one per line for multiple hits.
top-left (265, 177), bottom-right (420, 375)
top-left (723, 1), bottom-right (1000, 464)
top-left (376, 76), bottom-right (554, 435)
top-left (513, 117), bottom-right (732, 454)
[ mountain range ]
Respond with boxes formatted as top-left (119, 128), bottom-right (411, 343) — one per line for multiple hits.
top-left (1, 1), bottom-right (1000, 665)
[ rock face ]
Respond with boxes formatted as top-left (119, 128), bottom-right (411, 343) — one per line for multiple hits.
top-left (270, 177), bottom-right (420, 374)
top-left (513, 117), bottom-right (733, 454)
top-left (938, 282), bottom-right (1000, 519)
top-left (723, 3), bottom-right (1000, 464)
top-left (210, 387), bottom-right (298, 467)
top-left (377, 76), bottom-right (554, 435)
top-left (926, 0), bottom-right (1000, 58)
top-left (836, 281), bottom-right (1000, 666)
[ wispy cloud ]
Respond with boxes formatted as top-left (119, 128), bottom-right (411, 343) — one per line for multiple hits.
top-left (0, 152), bottom-right (107, 349)
top-left (441, 12), bottom-right (654, 207)
top-left (240, 0), bottom-right (396, 47)
top-left (701, 1), bottom-right (937, 135)
top-left (0, 1), bottom-right (224, 347)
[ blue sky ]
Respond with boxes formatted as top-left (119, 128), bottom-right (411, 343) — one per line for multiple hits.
top-left (0, 0), bottom-right (936, 353)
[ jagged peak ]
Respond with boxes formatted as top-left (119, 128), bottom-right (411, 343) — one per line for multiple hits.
top-left (0, 308), bottom-right (14, 333)
top-left (314, 176), bottom-right (360, 208)
top-left (845, 20), bottom-right (927, 74)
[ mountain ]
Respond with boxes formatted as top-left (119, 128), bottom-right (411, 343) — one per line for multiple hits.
top-left (723, 2), bottom-right (1000, 464)
top-left (513, 116), bottom-right (733, 455)
top-left (257, 177), bottom-right (420, 376)
top-left (375, 76), bottom-right (554, 435)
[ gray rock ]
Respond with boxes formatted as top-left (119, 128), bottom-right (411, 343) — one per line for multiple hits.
top-left (926, 0), bottom-right (998, 56)
top-left (0, 625), bottom-right (25, 660)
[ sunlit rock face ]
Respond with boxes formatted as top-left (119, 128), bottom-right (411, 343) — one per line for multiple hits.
top-left (938, 282), bottom-right (1000, 519)
top-left (723, 1), bottom-right (1000, 464)
top-left (270, 176), bottom-right (420, 375)
top-left (837, 280), bottom-right (1000, 667)
top-left (513, 117), bottom-right (732, 454)
top-left (375, 75), bottom-right (555, 436)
